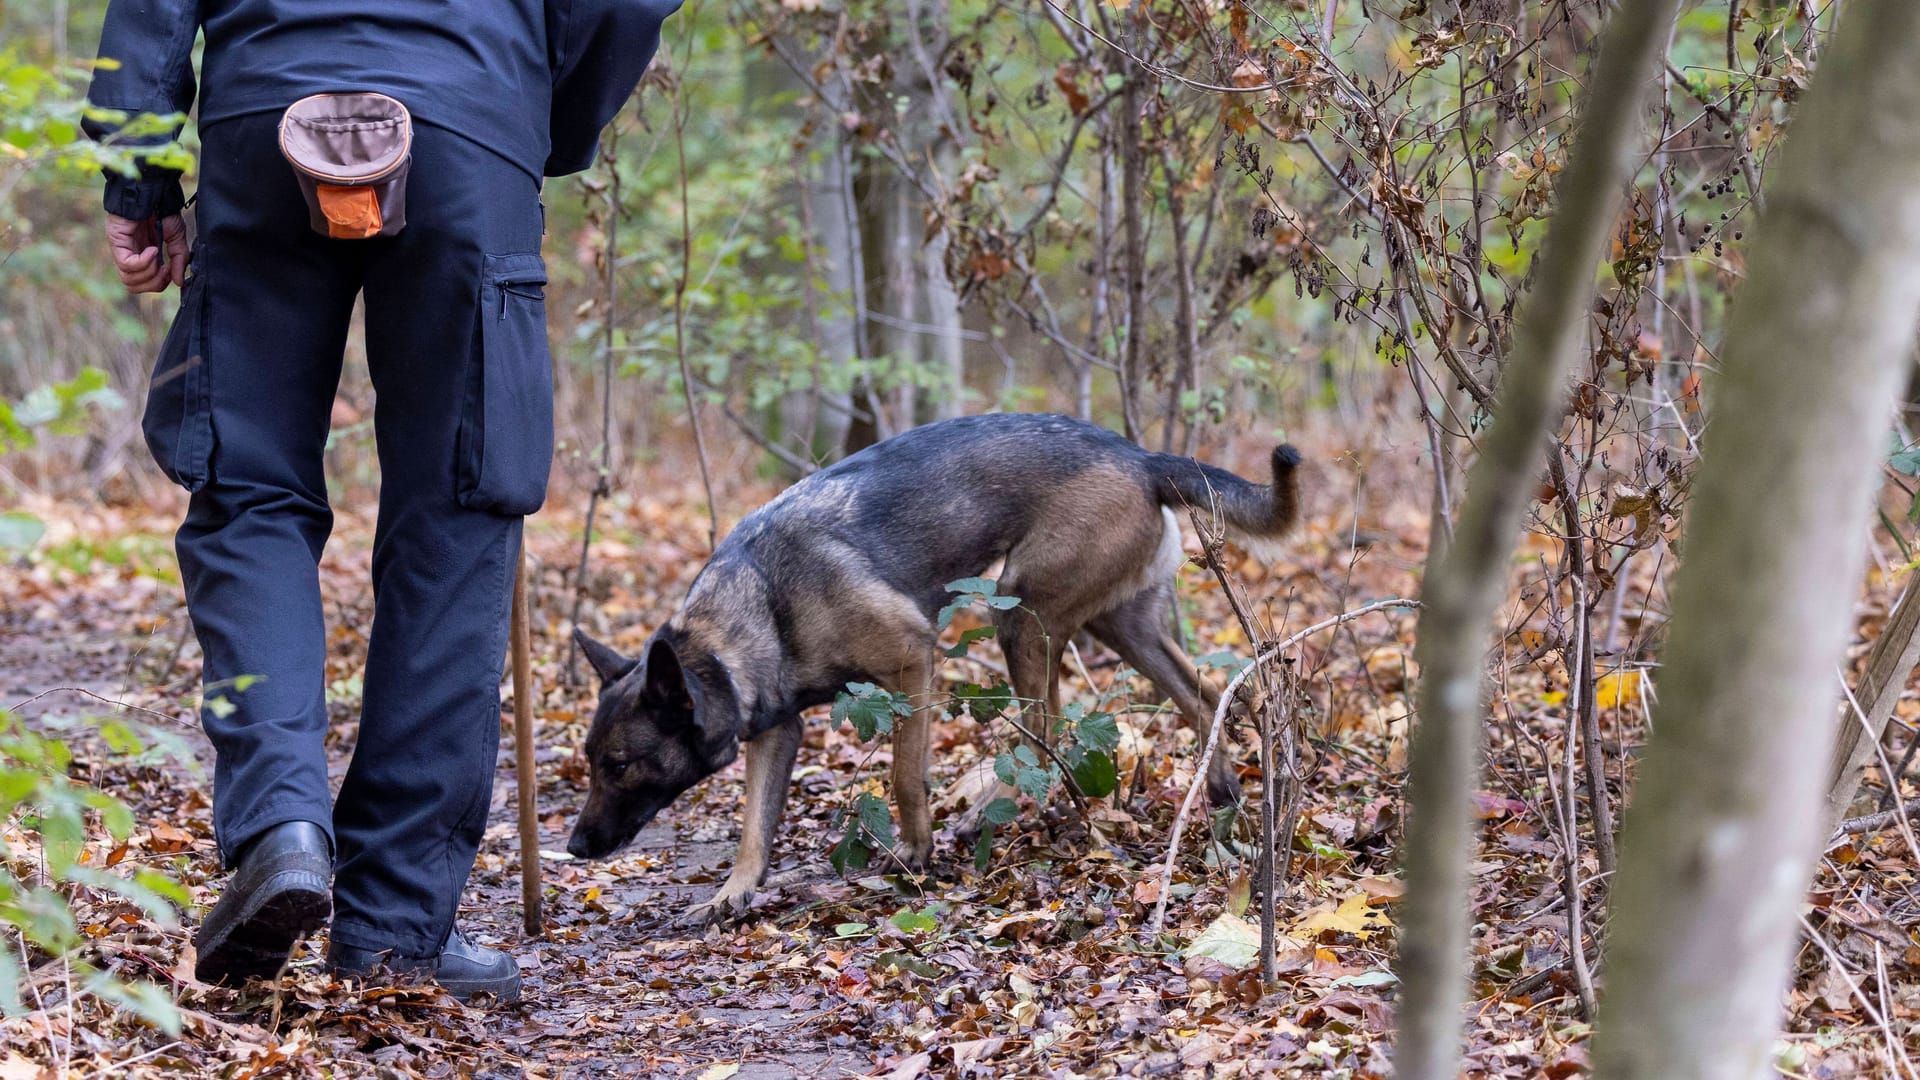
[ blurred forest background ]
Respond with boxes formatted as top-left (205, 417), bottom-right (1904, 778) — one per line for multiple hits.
top-left (7, 0), bottom-right (1920, 1076)
top-left (7, 0), bottom-right (1764, 502)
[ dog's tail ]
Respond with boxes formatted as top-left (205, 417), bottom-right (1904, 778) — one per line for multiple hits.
top-left (1149, 445), bottom-right (1302, 560)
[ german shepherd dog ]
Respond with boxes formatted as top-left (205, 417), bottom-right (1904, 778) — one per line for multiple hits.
top-left (569, 412), bottom-right (1300, 925)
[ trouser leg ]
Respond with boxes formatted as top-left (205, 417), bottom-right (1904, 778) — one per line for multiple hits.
top-left (329, 124), bottom-right (549, 956)
top-left (170, 114), bottom-right (363, 864)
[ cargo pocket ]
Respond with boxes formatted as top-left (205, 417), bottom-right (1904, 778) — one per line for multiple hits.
top-left (456, 253), bottom-right (553, 515)
top-left (142, 248), bottom-right (213, 492)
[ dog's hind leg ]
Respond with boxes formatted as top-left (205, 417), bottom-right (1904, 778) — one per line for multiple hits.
top-left (1086, 582), bottom-right (1243, 807)
top-left (994, 598), bottom-right (1068, 730)
top-left (946, 605), bottom-right (1067, 846)
top-left (684, 715), bottom-right (803, 926)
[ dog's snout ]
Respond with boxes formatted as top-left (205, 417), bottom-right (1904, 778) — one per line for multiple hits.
top-left (566, 829), bottom-right (594, 859)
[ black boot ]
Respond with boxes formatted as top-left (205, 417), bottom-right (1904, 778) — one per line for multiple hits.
top-left (328, 926), bottom-right (521, 1004)
top-left (193, 821), bottom-right (332, 985)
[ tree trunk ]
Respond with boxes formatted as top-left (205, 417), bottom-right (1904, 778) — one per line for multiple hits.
top-left (859, 0), bottom-right (963, 432)
top-left (1825, 578), bottom-right (1920, 830)
top-left (1592, 4), bottom-right (1920, 1076)
top-left (1391, 1), bottom-right (1684, 1077)
top-left (905, 0), bottom-right (966, 422)
top-left (750, 43), bottom-right (857, 471)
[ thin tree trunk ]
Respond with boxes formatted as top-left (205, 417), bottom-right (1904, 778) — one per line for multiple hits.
top-left (905, 0), bottom-right (966, 420)
top-left (1391, 1), bottom-right (1684, 1076)
top-left (1593, 4), bottom-right (1920, 1075)
top-left (753, 41), bottom-right (856, 468)
top-left (1825, 578), bottom-right (1920, 828)
top-left (1116, 62), bottom-right (1148, 442)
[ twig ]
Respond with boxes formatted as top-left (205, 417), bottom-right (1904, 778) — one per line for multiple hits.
top-left (670, 20), bottom-right (718, 552)
top-left (567, 128), bottom-right (623, 687)
top-left (1877, 731), bottom-right (1920, 814)
top-left (513, 546), bottom-right (543, 936)
top-left (1147, 597), bottom-right (1419, 935)
top-left (1837, 669), bottom-right (1920, 863)
top-left (1549, 444), bottom-right (1617, 879)
top-left (1186, 507), bottom-right (1288, 977)
top-left (5, 687), bottom-right (193, 729)
top-left (1837, 792), bottom-right (1920, 836)
top-left (1549, 643), bottom-right (1599, 1018)
top-left (1798, 913), bottom-right (1917, 1079)
top-left (682, 371), bottom-right (817, 477)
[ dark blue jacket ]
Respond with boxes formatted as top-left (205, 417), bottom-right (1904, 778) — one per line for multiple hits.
top-left (86, 0), bottom-right (680, 220)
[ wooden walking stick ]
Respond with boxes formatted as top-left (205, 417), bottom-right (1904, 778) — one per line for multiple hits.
top-left (510, 541), bottom-right (543, 936)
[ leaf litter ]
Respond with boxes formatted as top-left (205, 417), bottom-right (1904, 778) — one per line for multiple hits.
top-left (0, 452), bottom-right (1914, 1077)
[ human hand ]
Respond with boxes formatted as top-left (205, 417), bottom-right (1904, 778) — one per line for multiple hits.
top-left (105, 212), bottom-right (188, 294)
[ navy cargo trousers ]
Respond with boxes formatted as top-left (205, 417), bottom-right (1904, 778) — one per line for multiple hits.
top-left (147, 113), bottom-right (550, 957)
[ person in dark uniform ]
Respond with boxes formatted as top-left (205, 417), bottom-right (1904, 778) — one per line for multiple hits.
top-left (86, 0), bottom-right (680, 1002)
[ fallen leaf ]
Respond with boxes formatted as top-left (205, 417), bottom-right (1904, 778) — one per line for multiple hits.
top-left (1185, 913), bottom-right (1264, 970)
top-left (1291, 892), bottom-right (1392, 942)
top-left (1594, 670), bottom-right (1641, 709)
top-left (1472, 790), bottom-right (1529, 819)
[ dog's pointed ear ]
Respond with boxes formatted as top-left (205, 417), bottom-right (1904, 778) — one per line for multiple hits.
top-left (641, 636), bottom-right (694, 712)
top-left (575, 629), bottom-right (639, 686)
top-left (642, 637), bottom-right (729, 745)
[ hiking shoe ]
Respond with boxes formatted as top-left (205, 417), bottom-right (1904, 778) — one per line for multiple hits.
top-left (328, 926), bottom-right (521, 1004)
top-left (193, 821), bottom-right (333, 985)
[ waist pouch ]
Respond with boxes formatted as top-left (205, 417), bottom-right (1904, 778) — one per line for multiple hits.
top-left (278, 93), bottom-right (412, 239)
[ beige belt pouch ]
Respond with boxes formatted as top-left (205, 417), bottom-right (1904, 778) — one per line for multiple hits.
top-left (278, 92), bottom-right (412, 239)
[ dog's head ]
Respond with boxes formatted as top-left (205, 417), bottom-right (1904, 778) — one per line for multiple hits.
top-left (566, 628), bottom-right (742, 859)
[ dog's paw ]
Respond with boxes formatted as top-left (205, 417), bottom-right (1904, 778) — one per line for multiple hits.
top-left (885, 838), bottom-right (933, 875)
top-left (679, 882), bottom-right (755, 928)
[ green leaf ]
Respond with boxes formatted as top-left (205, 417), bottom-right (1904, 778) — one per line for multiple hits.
top-left (1075, 711), bottom-right (1120, 753)
top-left (993, 752), bottom-right (1017, 786)
top-left (952, 681), bottom-right (1013, 722)
top-left (1068, 750), bottom-right (1118, 798)
top-left (938, 577), bottom-right (1019, 627)
top-left (63, 867), bottom-right (182, 928)
top-left (830, 826), bottom-right (871, 875)
top-left (1184, 912), bottom-right (1262, 970)
top-left (0, 944), bottom-right (21, 1016)
top-left (943, 625), bottom-right (996, 659)
top-left (0, 512), bottom-right (45, 551)
top-left (889, 907), bottom-right (938, 934)
top-left (856, 792), bottom-right (895, 848)
top-left (982, 797), bottom-right (1019, 825)
top-left (973, 827), bottom-right (994, 873)
top-left (875, 951), bottom-right (945, 978)
top-left (5, 886), bottom-right (78, 953)
top-left (1194, 650), bottom-right (1251, 675)
top-left (831, 682), bottom-right (910, 742)
top-left (1015, 764), bottom-right (1052, 800)
top-left (83, 971), bottom-right (181, 1036)
top-left (944, 576), bottom-right (1000, 597)
top-left (1891, 447), bottom-right (1920, 476)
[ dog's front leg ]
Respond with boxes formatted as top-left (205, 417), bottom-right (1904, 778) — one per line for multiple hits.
top-left (683, 716), bottom-right (803, 926)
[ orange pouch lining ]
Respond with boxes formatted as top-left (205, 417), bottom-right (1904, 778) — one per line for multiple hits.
top-left (317, 185), bottom-right (382, 239)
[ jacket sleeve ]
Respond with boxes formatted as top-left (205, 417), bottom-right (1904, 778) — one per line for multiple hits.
top-left (84, 0), bottom-right (202, 220)
top-left (544, 0), bottom-right (684, 177)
